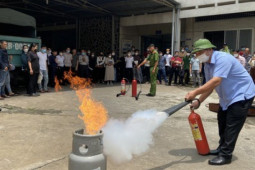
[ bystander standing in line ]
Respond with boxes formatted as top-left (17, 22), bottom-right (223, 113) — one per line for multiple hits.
top-left (163, 48), bottom-right (172, 78)
top-left (21, 45), bottom-right (29, 94)
top-left (157, 51), bottom-right (168, 85)
top-left (56, 51), bottom-right (65, 84)
top-left (243, 48), bottom-right (252, 73)
top-left (71, 49), bottom-right (79, 74)
top-left (233, 50), bottom-right (245, 67)
top-left (190, 53), bottom-right (202, 87)
top-left (27, 43), bottom-right (40, 96)
top-left (133, 49), bottom-right (143, 83)
top-left (125, 50), bottom-right (134, 82)
top-left (37, 45), bottom-right (49, 92)
top-left (48, 50), bottom-right (58, 87)
top-left (169, 51), bottom-right (182, 86)
top-left (77, 49), bottom-right (89, 78)
top-left (0, 41), bottom-right (10, 99)
top-left (96, 52), bottom-right (105, 83)
top-left (104, 53), bottom-right (115, 85)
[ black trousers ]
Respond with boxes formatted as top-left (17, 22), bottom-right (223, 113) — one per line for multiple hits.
top-left (217, 97), bottom-right (254, 158)
top-left (78, 65), bottom-right (89, 78)
top-left (125, 68), bottom-right (133, 82)
top-left (96, 67), bottom-right (105, 83)
top-left (57, 67), bottom-right (64, 84)
top-left (28, 73), bottom-right (39, 94)
top-left (165, 66), bottom-right (171, 77)
top-left (49, 66), bottom-right (56, 87)
top-left (184, 69), bottom-right (190, 84)
top-left (168, 67), bottom-right (180, 85)
top-left (144, 66), bottom-right (150, 82)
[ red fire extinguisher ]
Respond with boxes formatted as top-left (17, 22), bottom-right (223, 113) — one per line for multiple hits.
top-left (188, 109), bottom-right (210, 155)
top-left (121, 78), bottom-right (126, 95)
top-left (132, 79), bottom-right (137, 97)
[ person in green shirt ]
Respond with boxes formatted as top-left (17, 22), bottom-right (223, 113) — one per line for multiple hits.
top-left (183, 51), bottom-right (191, 85)
top-left (138, 44), bottom-right (159, 97)
top-left (220, 43), bottom-right (230, 54)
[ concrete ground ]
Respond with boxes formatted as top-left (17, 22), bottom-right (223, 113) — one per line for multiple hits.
top-left (0, 83), bottom-right (255, 170)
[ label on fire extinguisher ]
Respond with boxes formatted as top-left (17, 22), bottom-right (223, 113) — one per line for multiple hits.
top-left (190, 122), bottom-right (202, 141)
top-left (121, 83), bottom-right (126, 93)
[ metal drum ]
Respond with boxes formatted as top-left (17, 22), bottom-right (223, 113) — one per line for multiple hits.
top-left (69, 129), bottom-right (106, 170)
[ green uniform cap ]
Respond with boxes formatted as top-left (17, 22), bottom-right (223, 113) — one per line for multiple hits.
top-left (192, 39), bottom-right (216, 53)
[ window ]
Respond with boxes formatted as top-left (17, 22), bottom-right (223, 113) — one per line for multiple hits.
top-left (204, 29), bottom-right (253, 51)
top-left (225, 30), bottom-right (237, 50)
top-left (239, 29), bottom-right (252, 50)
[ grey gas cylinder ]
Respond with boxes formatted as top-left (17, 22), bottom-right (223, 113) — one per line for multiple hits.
top-left (68, 129), bottom-right (106, 170)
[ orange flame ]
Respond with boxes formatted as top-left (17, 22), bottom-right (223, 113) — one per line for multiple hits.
top-left (54, 76), bottom-right (62, 92)
top-left (64, 70), bottom-right (108, 135)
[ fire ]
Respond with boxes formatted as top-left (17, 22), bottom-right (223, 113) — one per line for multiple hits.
top-left (64, 70), bottom-right (108, 135)
top-left (54, 76), bottom-right (62, 92)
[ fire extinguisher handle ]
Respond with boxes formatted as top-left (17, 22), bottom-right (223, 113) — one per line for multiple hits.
top-left (190, 98), bottom-right (201, 110)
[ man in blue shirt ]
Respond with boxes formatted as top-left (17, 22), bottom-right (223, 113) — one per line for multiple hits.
top-left (157, 51), bottom-right (168, 85)
top-left (0, 40), bottom-right (10, 100)
top-left (185, 39), bottom-right (255, 165)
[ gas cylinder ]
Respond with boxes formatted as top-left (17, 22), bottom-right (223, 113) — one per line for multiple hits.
top-left (188, 110), bottom-right (210, 155)
top-left (69, 129), bottom-right (106, 170)
top-left (132, 79), bottom-right (137, 97)
top-left (121, 79), bottom-right (126, 95)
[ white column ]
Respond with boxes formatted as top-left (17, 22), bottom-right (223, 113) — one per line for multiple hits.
top-left (175, 7), bottom-right (181, 52)
top-left (171, 8), bottom-right (175, 56)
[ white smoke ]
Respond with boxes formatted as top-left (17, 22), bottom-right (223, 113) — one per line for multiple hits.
top-left (102, 109), bottom-right (168, 164)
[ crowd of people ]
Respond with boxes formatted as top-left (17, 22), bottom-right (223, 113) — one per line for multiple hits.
top-left (1, 40), bottom-right (255, 99)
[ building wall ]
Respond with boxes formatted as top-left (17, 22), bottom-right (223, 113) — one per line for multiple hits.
top-left (119, 1), bottom-right (255, 53)
top-left (184, 17), bottom-right (255, 52)
top-left (119, 23), bottom-right (172, 55)
top-left (120, 1), bottom-right (255, 26)
top-left (79, 16), bottom-right (113, 54)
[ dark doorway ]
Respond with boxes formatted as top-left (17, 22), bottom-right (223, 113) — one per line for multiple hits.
top-left (141, 34), bottom-right (171, 53)
top-left (37, 29), bottom-right (76, 51)
top-left (204, 31), bottom-right (224, 50)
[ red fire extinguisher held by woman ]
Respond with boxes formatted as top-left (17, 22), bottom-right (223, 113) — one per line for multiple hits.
top-left (188, 99), bottom-right (210, 155)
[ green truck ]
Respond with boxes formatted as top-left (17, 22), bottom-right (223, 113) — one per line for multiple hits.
top-left (0, 8), bottom-right (41, 87)
top-left (1, 35), bottom-right (41, 67)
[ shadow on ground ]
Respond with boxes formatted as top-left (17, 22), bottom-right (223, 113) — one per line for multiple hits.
top-left (149, 148), bottom-right (208, 170)
top-left (149, 148), bottom-right (239, 170)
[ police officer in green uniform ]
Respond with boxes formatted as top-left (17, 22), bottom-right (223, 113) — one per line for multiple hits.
top-left (138, 44), bottom-right (159, 97)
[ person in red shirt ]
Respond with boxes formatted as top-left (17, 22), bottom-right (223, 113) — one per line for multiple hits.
top-left (168, 51), bottom-right (183, 85)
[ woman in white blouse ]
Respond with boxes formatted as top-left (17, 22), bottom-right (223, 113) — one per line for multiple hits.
top-left (96, 52), bottom-right (105, 83)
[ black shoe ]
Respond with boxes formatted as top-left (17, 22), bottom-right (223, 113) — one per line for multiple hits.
top-left (209, 149), bottom-right (220, 155)
top-left (208, 156), bottom-right (231, 165)
top-left (29, 93), bottom-right (39, 97)
top-left (146, 93), bottom-right (155, 97)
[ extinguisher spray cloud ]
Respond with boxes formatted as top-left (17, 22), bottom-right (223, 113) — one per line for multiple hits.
top-left (102, 110), bottom-right (168, 164)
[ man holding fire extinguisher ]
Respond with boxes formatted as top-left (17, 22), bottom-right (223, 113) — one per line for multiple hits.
top-left (138, 44), bottom-right (159, 97)
top-left (185, 39), bottom-right (255, 165)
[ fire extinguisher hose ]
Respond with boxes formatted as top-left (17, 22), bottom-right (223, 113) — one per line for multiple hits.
top-left (163, 100), bottom-right (191, 117)
top-left (135, 80), bottom-right (142, 100)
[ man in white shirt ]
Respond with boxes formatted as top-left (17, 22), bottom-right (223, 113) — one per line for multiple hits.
top-left (63, 47), bottom-right (73, 72)
top-left (37, 45), bottom-right (49, 92)
top-left (163, 48), bottom-right (172, 76)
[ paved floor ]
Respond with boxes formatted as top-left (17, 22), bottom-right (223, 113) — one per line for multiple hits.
top-left (0, 83), bottom-right (255, 170)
